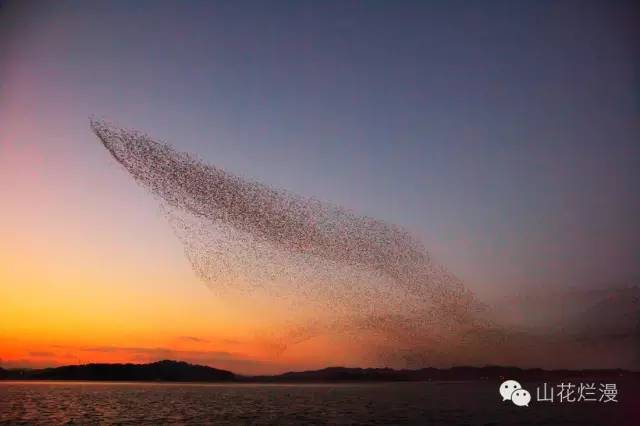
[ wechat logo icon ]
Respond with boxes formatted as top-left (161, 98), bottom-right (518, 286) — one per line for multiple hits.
top-left (500, 380), bottom-right (531, 407)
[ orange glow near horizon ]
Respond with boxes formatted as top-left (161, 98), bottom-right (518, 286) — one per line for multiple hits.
top-left (0, 176), bottom-right (363, 375)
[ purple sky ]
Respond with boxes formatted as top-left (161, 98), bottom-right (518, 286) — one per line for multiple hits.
top-left (1, 0), bottom-right (638, 302)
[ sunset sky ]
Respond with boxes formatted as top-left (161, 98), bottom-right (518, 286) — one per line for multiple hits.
top-left (1, 0), bottom-right (639, 374)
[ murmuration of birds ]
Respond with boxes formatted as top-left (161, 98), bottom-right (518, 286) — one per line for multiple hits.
top-left (91, 119), bottom-right (496, 367)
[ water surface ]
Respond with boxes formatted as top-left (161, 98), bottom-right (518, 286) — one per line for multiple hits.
top-left (1, 381), bottom-right (637, 425)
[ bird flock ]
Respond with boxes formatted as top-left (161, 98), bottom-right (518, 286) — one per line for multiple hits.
top-left (92, 120), bottom-right (494, 367)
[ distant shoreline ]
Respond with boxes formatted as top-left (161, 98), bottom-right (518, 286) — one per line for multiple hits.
top-left (1, 360), bottom-right (637, 383)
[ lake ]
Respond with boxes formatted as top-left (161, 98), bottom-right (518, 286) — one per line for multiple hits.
top-left (1, 381), bottom-right (638, 425)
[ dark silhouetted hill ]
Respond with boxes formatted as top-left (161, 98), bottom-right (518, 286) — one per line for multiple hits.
top-left (2, 361), bottom-right (638, 382)
top-left (3, 360), bottom-right (235, 382)
top-left (246, 365), bottom-right (639, 382)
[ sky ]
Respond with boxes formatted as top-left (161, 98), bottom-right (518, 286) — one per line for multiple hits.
top-left (1, 0), bottom-right (639, 373)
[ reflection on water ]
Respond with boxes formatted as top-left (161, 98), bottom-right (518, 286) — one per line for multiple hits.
top-left (0, 381), bottom-right (637, 425)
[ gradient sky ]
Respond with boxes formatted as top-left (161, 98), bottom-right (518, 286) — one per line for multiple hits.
top-left (1, 0), bottom-right (639, 373)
